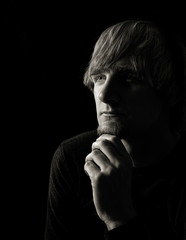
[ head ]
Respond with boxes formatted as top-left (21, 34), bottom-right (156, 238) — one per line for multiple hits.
top-left (84, 19), bottom-right (186, 138)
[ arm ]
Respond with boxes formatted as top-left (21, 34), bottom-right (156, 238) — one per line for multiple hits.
top-left (104, 217), bottom-right (149, 240)
top-left (84, 134), bottom-right (149, 239)
top-left (44, 144), bottom-right (81, 240)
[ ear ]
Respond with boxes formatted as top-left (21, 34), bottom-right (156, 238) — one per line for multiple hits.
top-left (169, 44), bottom-right (186, 107)
top-left (167, 84), bottom-right (180, 107)
top-left (182, 45), bottom-right (186, 79)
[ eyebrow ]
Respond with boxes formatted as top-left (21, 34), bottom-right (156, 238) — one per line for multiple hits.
top-left (113, 63), bottom-right (137, 73)
top-left (90, 65), bottom-right (136, 77)
top-left (90, 68), bottom-right (111, 76)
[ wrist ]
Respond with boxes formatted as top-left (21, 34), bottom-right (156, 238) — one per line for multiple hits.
top-left (105, 211), bottom-right (137, 231)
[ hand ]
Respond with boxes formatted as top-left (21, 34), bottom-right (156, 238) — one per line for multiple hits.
top-left (84, 134), bottom-right (137, 230)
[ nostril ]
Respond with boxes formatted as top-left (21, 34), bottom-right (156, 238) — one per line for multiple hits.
top-left (96, 75), bottom-right (120, 104)
top-left (98, 88), bottom-right (119, 104)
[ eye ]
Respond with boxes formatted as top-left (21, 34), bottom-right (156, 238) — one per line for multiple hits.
top-left (125, 74), bottom-right (136, 83)
top-left (119, 73), bottom-right (138, 84)
top-left (92, 74), bottom-right (107, 83)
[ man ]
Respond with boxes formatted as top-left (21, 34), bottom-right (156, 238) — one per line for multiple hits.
top-left (44, 19), bottom-right (185, 239)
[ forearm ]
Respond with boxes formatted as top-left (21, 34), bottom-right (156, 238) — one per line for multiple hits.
top-left (104, 216), bottom-right (149, 240)
top-left (104, 205), bottom-right (137, 231)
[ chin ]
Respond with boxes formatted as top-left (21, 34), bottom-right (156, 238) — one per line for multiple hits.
top-left (97, 122), bottom-right (128, 138)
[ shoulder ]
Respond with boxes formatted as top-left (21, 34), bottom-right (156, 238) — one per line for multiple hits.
top-left (179, 131), bottom-right (186, 149)
top-left (173, 131), bottom-right (186, 162)
top-left (62, 129), bottom-right (97, 147)
top-left (52, 129), bottom-right (97, 166)
top-left (61, 129), bottom-right (97, 153)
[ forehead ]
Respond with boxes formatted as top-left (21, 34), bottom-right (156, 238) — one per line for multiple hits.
top-left (112, 58), bottom-right (136, 72)
top-left (91, 58), bottom-right (137, 75)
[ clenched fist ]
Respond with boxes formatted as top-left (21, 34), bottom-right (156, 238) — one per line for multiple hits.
top-left (84, 134), bottom-right (137, 230)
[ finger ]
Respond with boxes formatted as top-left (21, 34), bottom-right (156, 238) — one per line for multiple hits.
top-left (85, 150), bottom-right (110, 171)
top-left (92, 139), bottom-right (119, 166)
top-left (95, 134), bottom-right (132, 167)
top-left (97, 134), bottom-right (129, 157)
top-left (84, 157), bottom-right (99, 178)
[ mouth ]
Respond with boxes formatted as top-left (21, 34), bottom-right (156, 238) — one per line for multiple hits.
top-left (101, 111), bottom-right (125, 117)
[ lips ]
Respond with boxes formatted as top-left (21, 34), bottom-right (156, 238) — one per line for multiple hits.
top-left (101, 111), bottom-right (125, 117)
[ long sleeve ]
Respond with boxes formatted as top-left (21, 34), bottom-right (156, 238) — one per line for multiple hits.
top-left (44, 130), bottom-right (100, 240)
top-left (44, 130), bottom-right (185, 240)
top-left (104, 217), bottom-right (150, 240)
top-left (104, 144), bottom-right (184, 240)
top-left (44, 144), bottom-right (79, 239)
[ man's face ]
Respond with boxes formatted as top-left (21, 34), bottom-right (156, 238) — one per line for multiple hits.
top-left (92, 58), bottom-right (164, 138)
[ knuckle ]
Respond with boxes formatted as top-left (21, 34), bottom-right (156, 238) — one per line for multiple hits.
top-left (115, 161), bottom-right (123, 169)
top-left (84, 160), bottom-right (91, 169)
top-left (110, 135), bottom-right (119, 143)
top-left (106, 163), bottom-right (123, 175)
top-left (117, 158), bottom-right (124, 167)
top-left (92, 139), bottom-right (110, 149)
top-left (92, 149), bottom-right (100, 156)
top-left (85, 154), bottom-right (92, 162)
top-left (84, 162), bottom-right (88, 172)
top-left (84, 162), bottom-right (89, 175)
top-left (104, 166), bottom-right (116, 176)
top-left (100, 139), bottom-right (110, 147)
top-left (91, 142), bottom-right (97, 150)
top-left (94, 171), bottom-right (104, 182)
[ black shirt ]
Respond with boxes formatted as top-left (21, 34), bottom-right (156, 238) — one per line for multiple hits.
top-left (44, 130), bottom-right (184, 240)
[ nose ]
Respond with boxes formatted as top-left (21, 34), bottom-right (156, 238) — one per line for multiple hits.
top-left (98, 78), bottom-right (119, 104)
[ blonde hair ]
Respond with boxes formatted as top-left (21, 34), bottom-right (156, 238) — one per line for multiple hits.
top-left (83, 19), bottom-right (186, 132)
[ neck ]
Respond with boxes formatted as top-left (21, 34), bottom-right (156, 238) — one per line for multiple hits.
top-left (121, 125), bottom-right (180, 168)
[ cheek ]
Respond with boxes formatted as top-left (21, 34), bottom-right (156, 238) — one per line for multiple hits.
top-left (131, 90), bottom-right (163, 123)
top-left (93, 90), bottom-right (98, 107)
top-left (93, 91), bottom-right (100, 118)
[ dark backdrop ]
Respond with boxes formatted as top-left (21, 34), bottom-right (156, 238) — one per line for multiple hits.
top-left (2, 1), bottom-right (185, 239)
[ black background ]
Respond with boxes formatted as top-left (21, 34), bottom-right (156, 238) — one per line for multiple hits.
top-left (2, 1), bottom-right (185, 239)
